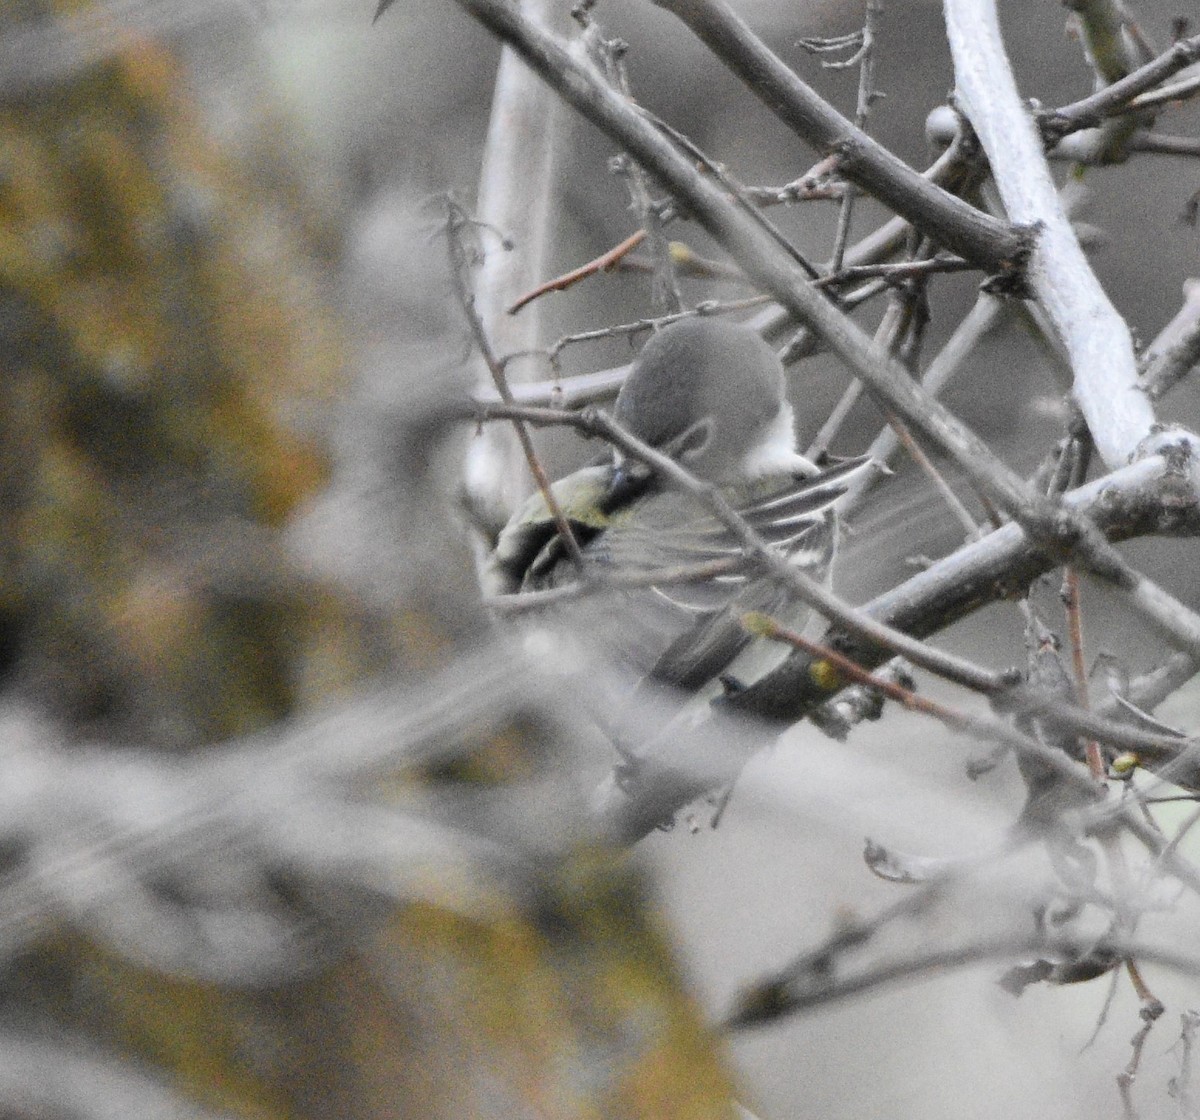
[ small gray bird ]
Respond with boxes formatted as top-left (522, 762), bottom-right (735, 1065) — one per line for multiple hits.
top-left (486, 318), bottom-right (873, 694)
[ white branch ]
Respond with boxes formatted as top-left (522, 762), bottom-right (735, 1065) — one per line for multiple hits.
top-left (463, 0), bottom-right (570, 532)
top-left (943, 0), bottom-right (1159, 470)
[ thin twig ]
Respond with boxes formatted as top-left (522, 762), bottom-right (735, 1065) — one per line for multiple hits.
top-left (445, 199), bottom-right (587, 570)
top-left (486, 555), bottom-right (747, 614)
top-left (546, 296), bottom-right (772, 363)
top-left (812, 255), bottom-right (974, 288)
top-left (649, 0), bottom-right (1025, 271)
top-left (1169, 1010), bottom-right (1200, 1118)
top-left (725, 933), bottom-right (1200, 1027)
top-left (1042, 32), bottom-right (1200, 141)
top-left (584, 17), bottom-right (684, 313)
top-left (748, 617), bottom-right (1002, 727)
top-left (806, 270), bottom-right (915, 459)
top-left (641, 108), bottom-right (824, 282)
top-left (828, 0), bottom-right (883, 273)
top-left (1126, 72), bottom-right (1200, 112)
top-left (508, 229), bottom-right (646, 314)
top-left (889, 418), bottom-right (982, 540)
top-left (742, 178), bottom-right (846, 205)
top-left (840, 292), bottom-right (1008, 516)
top-left (1055, 433), bottom-right (1103, 776)
top-left (1117, 1014), bottom-right (1157, 1120)
top-left (1131, 133), bottom-right (1200, 158)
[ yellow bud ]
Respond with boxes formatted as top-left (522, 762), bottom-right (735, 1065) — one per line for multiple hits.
top-left (739, 611), bottom-right (777, 639)
top-left (810, 659), bottom-right (843, 692)
top-left (667, 241), bottom-right (696, 265)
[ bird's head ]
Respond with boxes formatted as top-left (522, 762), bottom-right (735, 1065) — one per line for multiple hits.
top-left (612, 319), bottom-right (805, 486)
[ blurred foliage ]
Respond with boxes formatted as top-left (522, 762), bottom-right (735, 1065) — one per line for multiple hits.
top-left (0, 5), bottom-right (738, 1118)
top-left (0, 1), bottom-right (367, 744)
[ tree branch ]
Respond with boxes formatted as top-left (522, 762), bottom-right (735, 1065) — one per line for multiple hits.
top-left (944, 0), bottom-right (1171, 470)
top-left (444, 0), bottom-right (1050, 526)
top-left (731, 448), bottom-right (1200, 722)
top-left (648, 0), bottom-right (1025, 272)
top-left (461, 0), bottom-right (570, 533)
top-left (1042, 32), bottom-right (1200, 141)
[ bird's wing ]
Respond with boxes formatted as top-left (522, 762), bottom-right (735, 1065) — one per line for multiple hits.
top-left (579, 456), bottom-right (873, 689)
top-left (611, 503), bottom-right (834, 690)
top-left (482, 465), bottom-right (616, 596)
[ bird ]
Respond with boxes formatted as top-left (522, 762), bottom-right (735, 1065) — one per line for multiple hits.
top-left (485, 317), bottom-right (875, 699)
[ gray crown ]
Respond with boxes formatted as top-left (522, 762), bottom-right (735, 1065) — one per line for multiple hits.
top-left (613, 319), bottom-right (786, 480)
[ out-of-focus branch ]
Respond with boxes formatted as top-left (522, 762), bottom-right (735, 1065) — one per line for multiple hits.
top-left (445, 199), bottom-right (586, 571)
top-left (647, 0), bottom-right (1025, 273)
top-left (726, 932), bottom-right (1200, 1028)
top-left (461, 0), bottom-right (570, 534)
top-left (0, 1031), bottom-right (236, 1120)
top-left (1062, 0), bottom-right (1149, 160)
top-left (0, 647), bottom-right (549, 977)
top-left (944, 0), bottom-right (1171, 471)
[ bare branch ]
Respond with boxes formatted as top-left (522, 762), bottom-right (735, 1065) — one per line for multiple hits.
top-left (827, 0), bottom-right (883, 273)
top-left (1042, 32), bottom-right (1200, 140)
top-left (445, 0), bottom-right (1054, 525)
top-left (725, 933), bottom-right (1200, 1028)
top-left (1141, 279), bottom-right (1200, 401)
top-left (462, 0), bottom-right (570, 531)
top-left (648, 0), bottom-right (1026, 272)
top-left (444, 199), bottom-right (587, 571)
top-left (508, 229), bottom-right (646, 315)
top-left (945, 0), bottom-right (1169, 470)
